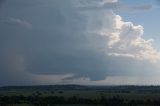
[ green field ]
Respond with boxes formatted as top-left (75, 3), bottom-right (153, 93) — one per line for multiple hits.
top-left (1, 85), bottom-right (160, 106)
top-left (1, 90), bottom-right (160, 100)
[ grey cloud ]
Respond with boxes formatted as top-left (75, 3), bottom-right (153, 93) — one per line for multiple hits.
top-left (0, 18), bottom-right (32, 29)
top-left (0, 0), bottom-right (4, 6)
top-left (0, 0), bottom-right (158, 85)
top-left (78, 2), bottom-right (152, 12)
top-left (0, 0), bottom-right (110, 83)
top-left (78, 2), bottom-right (119, 10)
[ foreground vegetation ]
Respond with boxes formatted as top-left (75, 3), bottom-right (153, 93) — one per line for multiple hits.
top-left (1, 85), bottom-right (160, 106)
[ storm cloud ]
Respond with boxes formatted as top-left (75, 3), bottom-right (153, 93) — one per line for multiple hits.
top-left (0, 0), bottom-right (160, 85)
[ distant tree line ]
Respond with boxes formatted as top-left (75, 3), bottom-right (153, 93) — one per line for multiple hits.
top-left (0, 95), bottom-right (160, 106)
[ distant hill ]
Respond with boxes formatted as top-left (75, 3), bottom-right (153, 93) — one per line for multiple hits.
top-left (1, 85), bottom-right (160, 93)
top-left (0, 85), bottom-right (89, 91)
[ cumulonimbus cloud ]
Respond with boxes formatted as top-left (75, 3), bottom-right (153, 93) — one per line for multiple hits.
top-left (0, 0), bottom-right (159, 85)
top-left (78, 0), bottom-right (160, 63)
top-left (101, 14), bottom-right (160, 63)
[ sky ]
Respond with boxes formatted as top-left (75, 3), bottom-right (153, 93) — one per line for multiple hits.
top-left (1, 0), bottom-right (160, 86)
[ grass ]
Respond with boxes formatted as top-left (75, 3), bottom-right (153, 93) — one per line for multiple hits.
top-left (6, 104), bottom-right (34, 106)
top-left (1, 90), bottom-right (160, 100)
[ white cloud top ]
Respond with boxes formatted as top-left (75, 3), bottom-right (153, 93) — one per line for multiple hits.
top-left (80, 0), bottom-right (160, 63)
